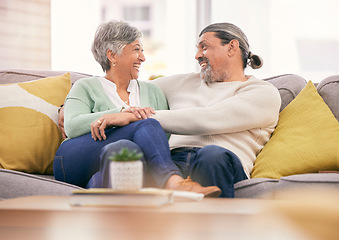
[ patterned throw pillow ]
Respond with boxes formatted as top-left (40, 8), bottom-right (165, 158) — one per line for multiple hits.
top-left (0, 73), bottom-right (71, 174)
top-left (251, 81), bottom-right (339, 179)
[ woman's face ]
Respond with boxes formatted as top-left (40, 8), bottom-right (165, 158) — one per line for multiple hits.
top-left (115, 39), bottom-right (145, 80)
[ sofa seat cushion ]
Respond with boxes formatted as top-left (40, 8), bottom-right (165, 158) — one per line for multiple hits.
top-left (0, 169), bottom-right (83, 200)
top-left (234, 178), bottom-right (279, 198)
top-left (276, 173), bottom-right (339, 195)
top-left (0, 73), bottom-right (71, 174)
top-left (251, 81), bottom-right (339, 179)
top-left (279, 173), bottom-right (339, 184)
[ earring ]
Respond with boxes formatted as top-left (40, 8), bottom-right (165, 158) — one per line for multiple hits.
top-left (112, 62), bottom-right (117, 67)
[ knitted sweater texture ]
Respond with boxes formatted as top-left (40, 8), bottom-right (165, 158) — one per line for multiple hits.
top-left (153, 73), bottom-right (281, 177)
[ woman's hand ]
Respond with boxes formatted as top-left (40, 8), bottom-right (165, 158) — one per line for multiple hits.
top-left (122, 107), bottom-right (155, 119)
top-left (91, 112), bottom-right (138, 141)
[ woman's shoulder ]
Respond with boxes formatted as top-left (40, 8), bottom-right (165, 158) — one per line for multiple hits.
top-left (137, 80), bottom-right (163, 92)
top-left (69, 76), bottom-right (102, 96)
top-left (74, 76), bottom-right (100, 85)
top-left (137, 80), bottom-right (167, 102)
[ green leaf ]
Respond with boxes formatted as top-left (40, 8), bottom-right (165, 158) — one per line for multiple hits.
top-left (108, 147), bottom-right (143, 162)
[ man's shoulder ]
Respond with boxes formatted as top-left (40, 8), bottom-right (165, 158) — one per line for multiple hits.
top-left (247, 76), bottom-right (279, 90)
top-left (247, 76), bottom-right (268, 84)
top-left (246, 76), bottom-right (281, 103)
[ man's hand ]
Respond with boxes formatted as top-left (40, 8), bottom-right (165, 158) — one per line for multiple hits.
top-left (91, 112), bottom-right (139, 141)
top-left (122, 106), bottom-right (155, 119)
top-left (58, 105), bottom-right (67, 140)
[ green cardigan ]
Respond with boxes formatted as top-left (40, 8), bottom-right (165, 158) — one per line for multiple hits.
top-left (64, 77), bottom-right (168, 138)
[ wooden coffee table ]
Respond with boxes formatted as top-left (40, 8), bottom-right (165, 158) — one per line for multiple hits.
top-left (0, 195), bottom-right (308, 240)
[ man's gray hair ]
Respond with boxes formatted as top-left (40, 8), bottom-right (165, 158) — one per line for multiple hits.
top-left (200, 23), bottom-right (263, 69)
top-left (91, 20), bottom-right (142, 72)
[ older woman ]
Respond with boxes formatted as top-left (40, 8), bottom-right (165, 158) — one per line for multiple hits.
top-left (53, 20), bottom-right (221, 197)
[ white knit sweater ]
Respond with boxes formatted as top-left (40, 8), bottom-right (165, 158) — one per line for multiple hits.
top-left (152, 73), bottom-right (281, 177)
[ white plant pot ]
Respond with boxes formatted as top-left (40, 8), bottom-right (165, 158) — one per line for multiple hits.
top-left (109, 160), bottom-right (143, 191)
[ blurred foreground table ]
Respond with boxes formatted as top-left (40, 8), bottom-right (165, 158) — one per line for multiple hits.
top-left (0, 195), bottom-right (315, 240)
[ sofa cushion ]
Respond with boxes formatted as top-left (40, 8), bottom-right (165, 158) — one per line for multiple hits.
top-left (277, 173), bottom-right (339, 194)
top-left (251, 81), bottom-right (339, 179)
top-left (0, 169), bottom-right (83, 200)
top-left (317, 75), bottom-right (339, 121)
top-left (279, 173), bottom-right (339, 185)
top-left (0, 73), bottom-right (72, 174)
top-left (234, 178), bottom-right (279, 199)
top-left (264, 74), bottom-right (306, 112)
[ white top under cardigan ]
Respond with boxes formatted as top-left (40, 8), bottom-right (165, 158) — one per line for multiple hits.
top-left (152, 73), bottom-right (281, 177)
top-left (99, 77), bottom-right (140, 108)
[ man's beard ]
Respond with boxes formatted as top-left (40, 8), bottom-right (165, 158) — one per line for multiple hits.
top-left (200, 63), bottom-right (228, 84)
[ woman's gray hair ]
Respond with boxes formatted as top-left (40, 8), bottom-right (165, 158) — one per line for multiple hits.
top-left (199, 23), bottom-right (263, 69)
top-left (91, 20), bottom-right (142, 72)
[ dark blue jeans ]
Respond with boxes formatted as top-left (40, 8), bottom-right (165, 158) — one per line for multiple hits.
top-left (171, 145), bottom-right (248, 198)
top-left (53, 119), bottom-right (181, 188)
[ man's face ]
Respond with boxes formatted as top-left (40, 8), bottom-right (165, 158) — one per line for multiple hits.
top-left (195, 32), bottom-right (230, 83)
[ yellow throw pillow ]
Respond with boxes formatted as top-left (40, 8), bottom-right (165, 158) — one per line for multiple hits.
top-left (0, 73), bottom-right (72, 174)
top-left (251, 81), bottom-right (339, 179)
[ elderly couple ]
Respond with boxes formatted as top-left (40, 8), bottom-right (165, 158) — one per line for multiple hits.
top-left (54, 20), bottom-right (281, 198)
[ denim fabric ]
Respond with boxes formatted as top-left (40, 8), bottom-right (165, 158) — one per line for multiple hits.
top-left (53, 119), bottom-right (181, 188)
top-left (171, 145), bottom-right (248, 198)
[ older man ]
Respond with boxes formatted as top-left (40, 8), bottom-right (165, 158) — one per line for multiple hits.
top-left (151, 22), bottom-right (281, 197)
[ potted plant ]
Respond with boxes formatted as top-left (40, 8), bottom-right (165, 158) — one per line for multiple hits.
top-left (108, 147), bottom-right (143, 191)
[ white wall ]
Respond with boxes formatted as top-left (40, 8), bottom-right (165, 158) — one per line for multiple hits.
top-left (164, 0), bottom-right (197, 75)
top-left (51, 0), bottom-right (102, 75)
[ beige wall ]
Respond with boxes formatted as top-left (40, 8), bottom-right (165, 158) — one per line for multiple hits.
top-left (0, 0), bottom-right (51, 70)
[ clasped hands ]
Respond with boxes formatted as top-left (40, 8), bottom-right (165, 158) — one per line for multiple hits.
top-left (91, 106), bottom-right (155, 141)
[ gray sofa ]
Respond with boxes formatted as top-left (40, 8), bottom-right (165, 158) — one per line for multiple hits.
top-left (0, 69), bottom-right (338, 200)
